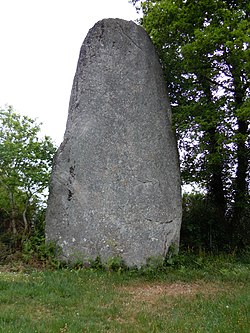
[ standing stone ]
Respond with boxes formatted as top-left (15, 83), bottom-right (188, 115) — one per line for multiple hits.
top-left (45, 18), bottom-right (182, 267)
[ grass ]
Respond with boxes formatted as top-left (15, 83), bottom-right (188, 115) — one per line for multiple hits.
top-left (0, 253), bottom-right (249, 333)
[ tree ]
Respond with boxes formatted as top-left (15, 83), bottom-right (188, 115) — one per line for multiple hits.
top-left (0, 106), bottom-right (57, 235)
top-left (132, 0), bottom-right (249, 247)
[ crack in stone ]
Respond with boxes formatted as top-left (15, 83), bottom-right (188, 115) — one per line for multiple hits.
top-left (160, 220), bottom-right (173, 224)
top-left (145, 218), bottom-right (173, 224)
top-left (117, 23), bottom-right (143, 52)
top-left (136, 178), bottom-right (158, 185)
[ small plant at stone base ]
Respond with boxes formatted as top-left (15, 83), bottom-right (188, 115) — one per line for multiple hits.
top-left (90, 256), bottom-right (104, 270)
top-left (145, 256), bottom-right (165, 270)
top-left (164, 244), bottom-right (181, 267)
top-left (22, 234), bottom-right (60, 267)
top-left (106, 256), bottom-right (127, 272)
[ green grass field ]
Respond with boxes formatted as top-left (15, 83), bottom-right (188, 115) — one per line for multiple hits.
top-left (0, 254), bottom-right (249, 332)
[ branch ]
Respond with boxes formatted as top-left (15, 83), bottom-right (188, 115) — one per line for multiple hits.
top-left (205, 78), bottom-right (235, 93)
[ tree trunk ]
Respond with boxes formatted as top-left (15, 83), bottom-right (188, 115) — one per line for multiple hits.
top-left (201, 79), bottom-right (227, 246)
top-left (10, 192), bottom-right (17, 235)
top-left (231, 118), bottom-right (249, 246)
top-left (22, 205), bottom-right (28, 233)
top-left (230, 67), bottom-right (249, 247)
top-left (206, 126), bottom-right (227, 245)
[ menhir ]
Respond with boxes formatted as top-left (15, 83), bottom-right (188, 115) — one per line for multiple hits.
top-left (45, 18), bottom-right (182, 267)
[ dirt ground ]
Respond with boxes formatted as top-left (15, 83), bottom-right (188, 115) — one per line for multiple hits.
top-left (118, 281), bottom-right (223, 304)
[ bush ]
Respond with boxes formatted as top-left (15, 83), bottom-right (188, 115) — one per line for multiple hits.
top-left (180, 192), bottom-right (229, 251)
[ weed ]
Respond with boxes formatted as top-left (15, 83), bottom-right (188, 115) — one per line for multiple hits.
top-left (106, 256), bottom-right (127, 272)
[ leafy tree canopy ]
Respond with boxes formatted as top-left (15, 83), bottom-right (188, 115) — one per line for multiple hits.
top-left (0, 105), bottom-right (57, 234)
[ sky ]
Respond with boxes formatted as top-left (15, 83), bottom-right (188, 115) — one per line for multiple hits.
top-left (0, 0), bottom-right (140, 145)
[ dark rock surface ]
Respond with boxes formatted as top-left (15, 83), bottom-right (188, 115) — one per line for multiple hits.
top-left (45, 18), bottom-right (182, 266)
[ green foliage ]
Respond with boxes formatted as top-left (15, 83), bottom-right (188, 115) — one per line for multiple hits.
top-left (89, 256), bottom-right (104, 270)
top-left (64, 256), bottom-right (128, 272)
top-left (0, 105), bottom-right (56, 236)
top-left (0, 242), bottom-right (8, 262)
top-left (181, 192), bottom-right (223, 250)
top-left (0, 105), bottom-right (58, 267)
top-left (106, 256), bottom-right (127, 272)
top-left (180, 192), bottom-right (250, 250)
top-left (22, 235), bottom-right (59, 265)
top-left (0, 106), bottom-right (56, 195)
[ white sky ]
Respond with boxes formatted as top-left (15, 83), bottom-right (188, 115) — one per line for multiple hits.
top-left (0, 0), bottom-right (139, 145)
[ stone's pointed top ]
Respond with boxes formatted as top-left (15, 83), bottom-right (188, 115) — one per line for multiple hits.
top-left (89, 18), bottom-right (140, 31)
top-left (77, 18), bottom-right (152, 66)
top-left (92, 18), bottom-right (149, 42)
top-left (46, 19), bottom-right (182, 267)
